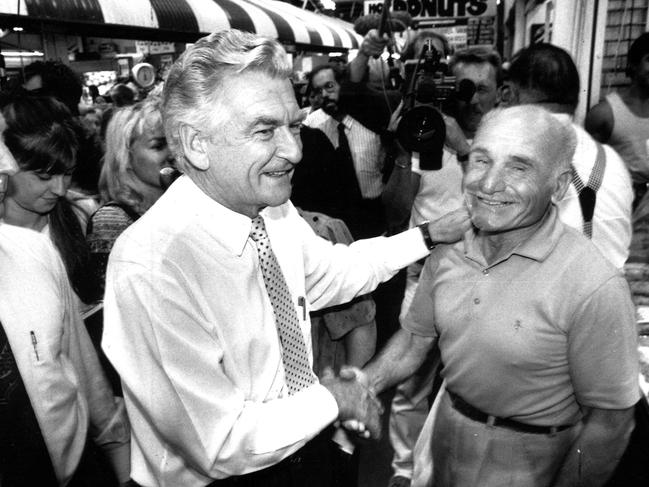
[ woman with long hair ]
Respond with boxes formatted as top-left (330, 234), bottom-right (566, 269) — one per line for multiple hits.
top-left (87, 94), bottom-right (175, 293)
top-left (1, 96), bottom-right (100, 305)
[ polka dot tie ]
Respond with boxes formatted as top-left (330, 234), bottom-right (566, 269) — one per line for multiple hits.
top-left (250, 216), bottom-right (316, 395)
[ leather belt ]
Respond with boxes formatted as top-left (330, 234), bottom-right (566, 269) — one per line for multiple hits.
top-left (447, 390), bottom-right (573, 435)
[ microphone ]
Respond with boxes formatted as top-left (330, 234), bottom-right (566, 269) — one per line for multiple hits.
top-left (159, 166), bottom-right (182, 190)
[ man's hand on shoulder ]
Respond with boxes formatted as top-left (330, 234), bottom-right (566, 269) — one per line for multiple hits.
top-left (320, 366), bottom-right (383, 440)
top-left (427, 207), bottom-right (472, 245)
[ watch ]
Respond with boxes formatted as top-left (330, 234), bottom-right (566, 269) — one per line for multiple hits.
top-left (417, 221), bottom-right (436, 251)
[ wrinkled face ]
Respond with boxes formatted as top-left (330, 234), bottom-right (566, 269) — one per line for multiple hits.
top-left (453, 62), bottom-right (499, 135)
top-left (310, 68), bottom-right (341, 116)
top-left (7, 168), bottom-right (73, 216)
top-left (463, 112), bottom-right (560, 236)
top-left (198, 72), bottom-right (303, 217)
top-left (130, 114), bottom-right (173, 188)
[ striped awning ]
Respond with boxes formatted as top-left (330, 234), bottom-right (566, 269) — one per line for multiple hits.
top-left (0, 0), bottom-right (362, 51)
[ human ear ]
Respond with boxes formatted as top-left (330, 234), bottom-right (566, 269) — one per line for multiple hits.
top-left (179, 123), bottom-right (209, 171)
top-left (550, 169), bottom-right (571, 205)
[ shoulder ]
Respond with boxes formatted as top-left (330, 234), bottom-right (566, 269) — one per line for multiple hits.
top-left (585, 99), bottom-right (614, 142)
top-left (551, 226), bottom-right (622, 290)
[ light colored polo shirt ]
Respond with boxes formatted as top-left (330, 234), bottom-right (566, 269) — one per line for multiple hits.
top-left (403, 206), bottom-right (640, 426)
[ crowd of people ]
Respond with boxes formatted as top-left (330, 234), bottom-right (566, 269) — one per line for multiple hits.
top-left (0, 24), bottom-right (647, 487)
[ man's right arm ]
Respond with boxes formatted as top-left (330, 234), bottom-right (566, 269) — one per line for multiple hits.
top-left (363, 328), bottom-right (436, 395)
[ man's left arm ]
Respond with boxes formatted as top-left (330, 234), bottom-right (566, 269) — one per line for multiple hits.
top-left (553, 274), bottom-right (640, 486)
top-left (552, 406), bottom-right (635, 487)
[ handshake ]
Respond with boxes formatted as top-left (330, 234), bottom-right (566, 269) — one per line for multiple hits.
top-left (320, 366), bottom-right (383, 440)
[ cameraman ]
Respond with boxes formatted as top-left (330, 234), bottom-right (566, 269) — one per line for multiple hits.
top-left (383, 45), bottom-right (503, 487)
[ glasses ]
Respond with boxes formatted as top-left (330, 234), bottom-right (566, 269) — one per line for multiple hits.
top-left (311, 81), bottom-right (337, 97)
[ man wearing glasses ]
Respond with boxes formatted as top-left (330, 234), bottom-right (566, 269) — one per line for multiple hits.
top-left (303, 29), bottom-right (400, 240)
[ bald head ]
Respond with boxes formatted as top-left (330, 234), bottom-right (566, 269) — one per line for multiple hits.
top-left (475, 105), bottom-right (576, 178)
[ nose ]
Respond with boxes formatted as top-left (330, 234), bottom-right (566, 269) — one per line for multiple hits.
top-left (479, 165), bottom-right (505, 194)
top-left (49, 174), bottom-right (69, 197)
top-left (276, 126), bottom-right (302, 165)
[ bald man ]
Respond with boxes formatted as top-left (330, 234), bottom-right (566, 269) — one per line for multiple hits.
top-left (361, 105), bottom-right (640, 487)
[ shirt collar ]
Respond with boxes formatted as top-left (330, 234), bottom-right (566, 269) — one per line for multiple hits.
top-left (167, 175), bottom-right (255, 257)
top-left (463, 205), bottom-right (564, 266)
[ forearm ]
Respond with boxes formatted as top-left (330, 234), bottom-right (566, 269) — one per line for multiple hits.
top-left (349, 53), bottom-right (371, 83)
top-left (363, 329), bottom-right (435, 394)
top-left (552, 406), bottom-right (635, 487)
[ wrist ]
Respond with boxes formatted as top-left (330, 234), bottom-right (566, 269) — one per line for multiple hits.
top-left (417, 221), bottom-right (436, 251)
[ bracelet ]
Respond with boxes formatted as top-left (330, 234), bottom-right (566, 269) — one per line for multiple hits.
top-left (417, 221), bottom-right (436, 251)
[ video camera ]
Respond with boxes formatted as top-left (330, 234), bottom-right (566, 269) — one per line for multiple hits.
top-left (396, 39), bottom-right (476, 170)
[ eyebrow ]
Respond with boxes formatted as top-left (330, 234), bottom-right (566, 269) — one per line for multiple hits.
top-left (248, 112), bottom-right (305, 130)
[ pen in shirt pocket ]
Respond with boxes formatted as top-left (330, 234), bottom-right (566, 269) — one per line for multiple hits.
top-left (30, 330), bottom-right (40, 360)
top-left (297, 296), bottom-right (306, 320)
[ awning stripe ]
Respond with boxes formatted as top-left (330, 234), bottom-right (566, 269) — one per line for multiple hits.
top-left (184, 0), bottom-right (231, 33)
top-left (0, 0), bottom-right (362, 50)
top-left (98, 0), bottom-right (158, 28)
top-left (250, 0), bottom-right (322, 47)
top-left (25, 0), bottom-right (104, 22)
top-left (217, 0), bottom-right (275, 39)
top-left (243, 0), bottom-right (296, 45)
top-left (151, 0), bottom-right (198, 32)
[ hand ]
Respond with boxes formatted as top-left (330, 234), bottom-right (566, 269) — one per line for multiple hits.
top-left (442, 114), bottom-right (470, 157)
top-left (427, 207), bottom-right (472, 244)
top-left (359, 29), bottom-right (390, 58)
top-left (320, 367), bottom-right (383, 439)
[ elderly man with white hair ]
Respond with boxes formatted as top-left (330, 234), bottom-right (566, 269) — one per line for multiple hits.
top-left (361, 105), bottom-right (640, 487)
top-left (102, 28), bottom-right (471, 487)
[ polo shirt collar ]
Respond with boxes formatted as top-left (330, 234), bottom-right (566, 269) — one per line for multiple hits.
top-left (464, 205), bottom-right (564, 266)
top-left (169, 175), bottom-right (255, 257)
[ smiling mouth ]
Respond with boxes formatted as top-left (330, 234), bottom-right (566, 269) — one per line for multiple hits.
top-left (264, 169), bottom-right (293, 178)
top-left (476, 196), bottom-right (514, 207)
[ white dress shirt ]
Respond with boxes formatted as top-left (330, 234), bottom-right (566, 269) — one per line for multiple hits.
top-left (103, 176), bottom-right (428, 487)
top-left (0, 223), bottom-right (130, 485)
top-left (554, 115), bottom-right (633, 269)
top-left (304, 109), bottom-right (384, 199)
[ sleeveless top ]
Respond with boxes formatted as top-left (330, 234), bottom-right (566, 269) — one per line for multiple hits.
top-left (606, 91), bottom-right (649, 183)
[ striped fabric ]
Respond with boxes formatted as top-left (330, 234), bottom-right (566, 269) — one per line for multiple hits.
top-left (0, 0), bottom-right (361, 49)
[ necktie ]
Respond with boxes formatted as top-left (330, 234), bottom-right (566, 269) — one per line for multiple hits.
top-left (337, 121), bottom-right (363, 203)
top-left (250, 216), bottom-right (316, 395)
top-left (571, 143), bottom-right (606, 239)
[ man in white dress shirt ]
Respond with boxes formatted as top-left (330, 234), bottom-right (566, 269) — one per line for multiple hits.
top-left (102, 29), bottom-right (470, 487)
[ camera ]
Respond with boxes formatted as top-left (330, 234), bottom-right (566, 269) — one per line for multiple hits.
top-left (396, 40), bottom-right (476, 170)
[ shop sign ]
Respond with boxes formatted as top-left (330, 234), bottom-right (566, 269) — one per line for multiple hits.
top-left (363, 0), bottom-right (496, 20)
top-left (135, 41), bottom-right (175, 55)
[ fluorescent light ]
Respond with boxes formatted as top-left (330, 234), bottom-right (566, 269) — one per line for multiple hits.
top-left (12, 27), bottom-right (23, 32)
top-left (2, 50), bottom-right (43, 57)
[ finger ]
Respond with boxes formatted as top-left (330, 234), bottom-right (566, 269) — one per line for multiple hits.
top-left (321, 366), bottom-right (335, 381)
